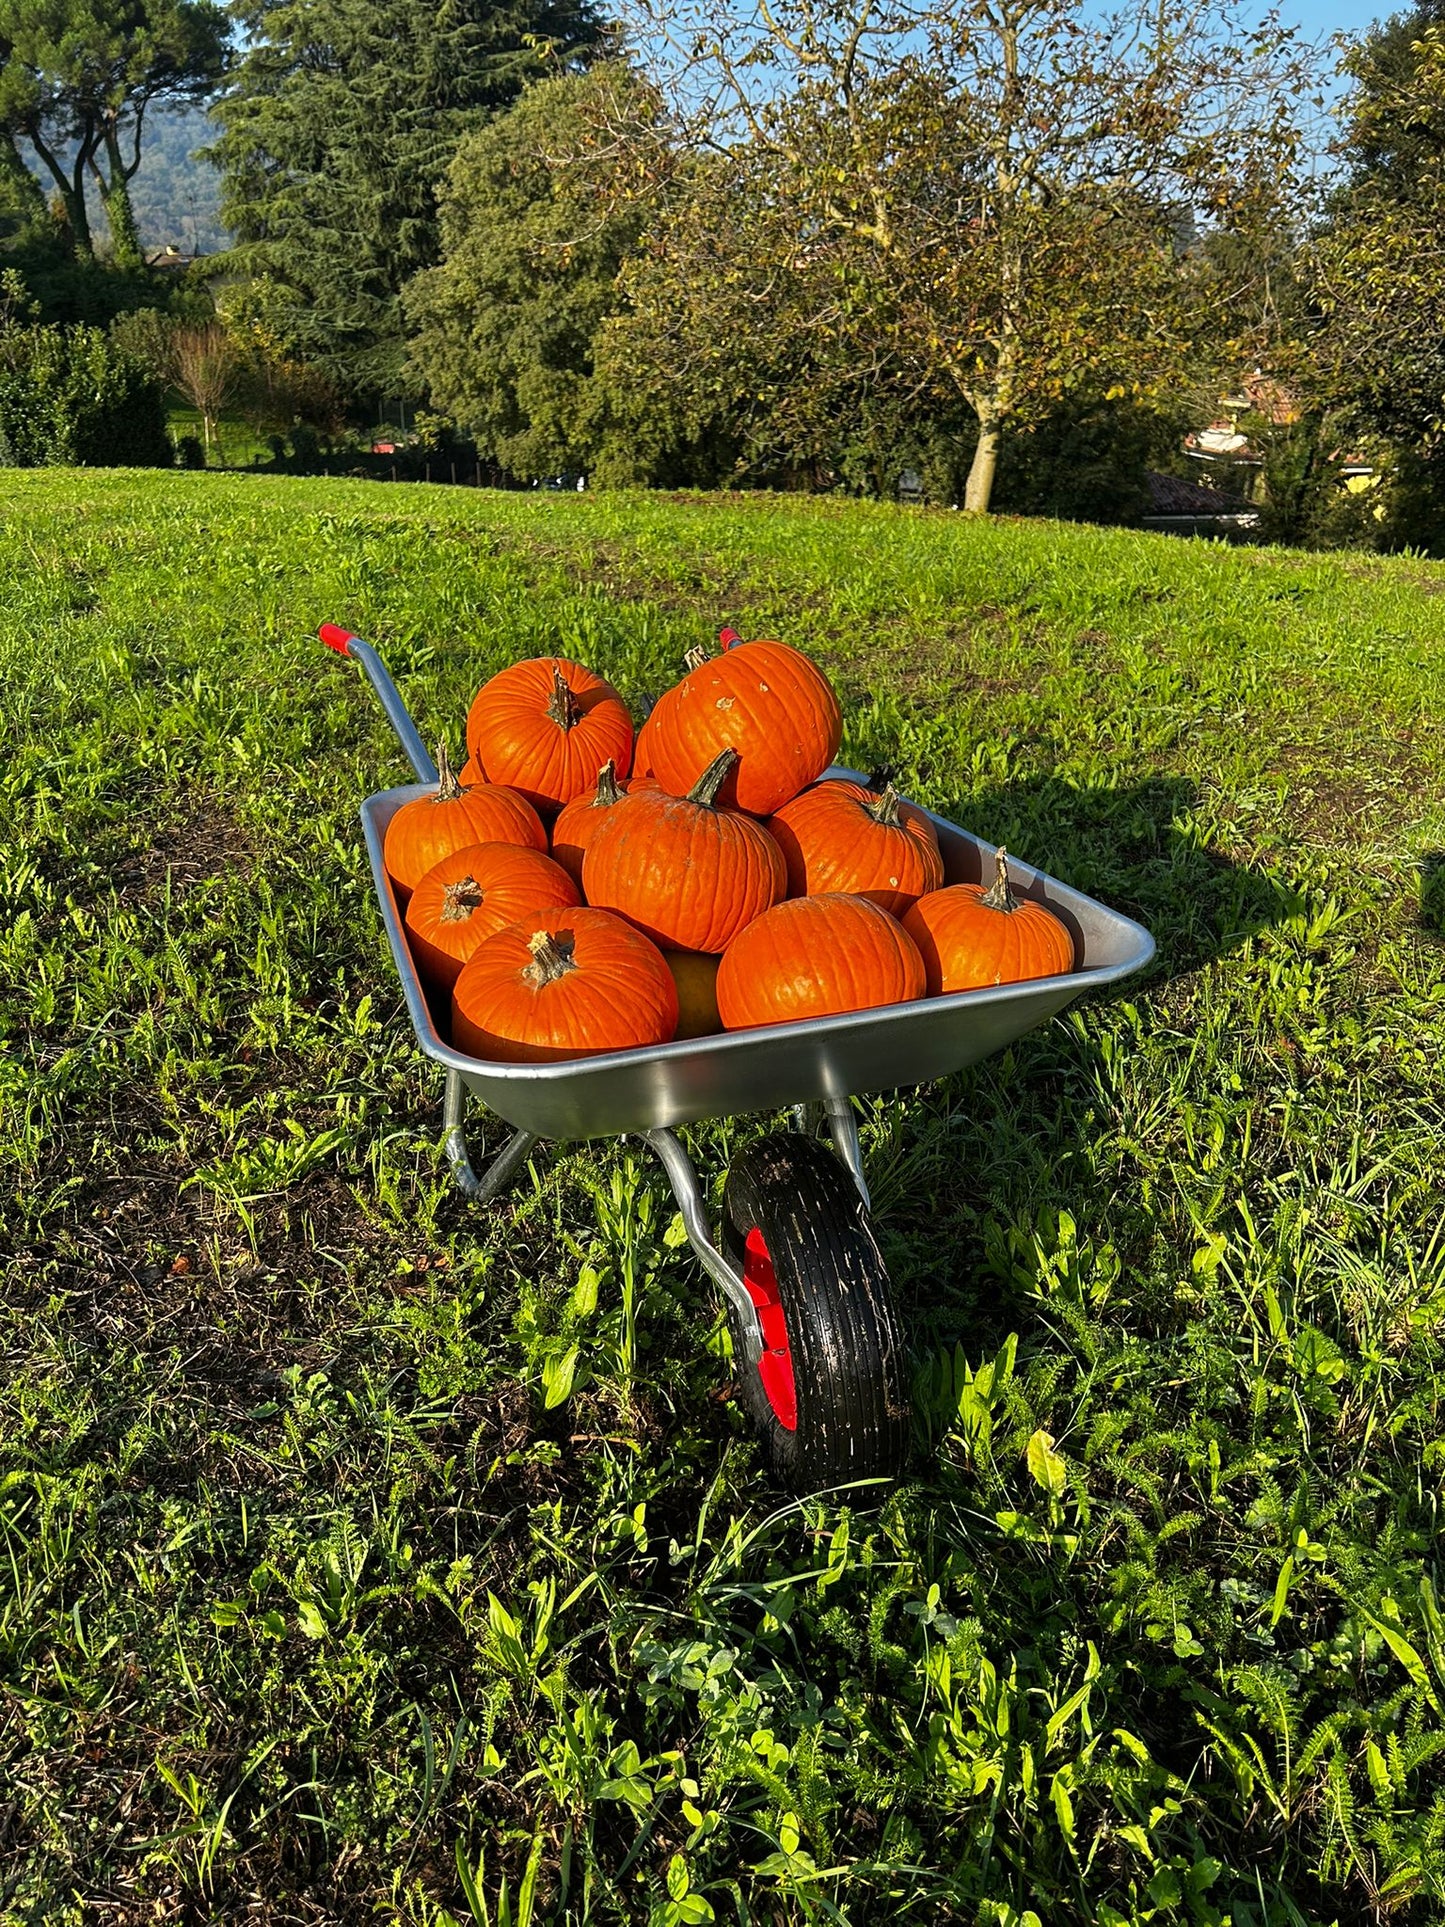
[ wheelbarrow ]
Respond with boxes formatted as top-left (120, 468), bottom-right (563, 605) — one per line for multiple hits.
top-left (321, 624), bottom-right (1155, 1491)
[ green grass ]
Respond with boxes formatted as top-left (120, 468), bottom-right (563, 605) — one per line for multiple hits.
top-left (2, 471), bottom-right (1444, 1925)
top-left (166, 407), bottom-right (276, 467)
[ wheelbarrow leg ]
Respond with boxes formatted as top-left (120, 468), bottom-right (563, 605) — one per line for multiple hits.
top-left (443, 1068), bottom-right (538, 1205)
top-left (790, 1098), bottom-right (871, 1211)
top-left (822, 1096), bottom-right (871, 1212)
top-left (639, 1127), bottom-right (763, 1376)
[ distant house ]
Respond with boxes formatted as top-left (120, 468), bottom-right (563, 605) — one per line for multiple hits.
top-left (145, 244), bottom-right (205, 273)
top-left (1183, 370), bottom-right (1304, 489)
top-left (1141, 470), bottom-right (1261, 539)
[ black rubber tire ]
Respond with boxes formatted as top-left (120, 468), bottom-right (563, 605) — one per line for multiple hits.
top-left (721, 1133), bottom-right (910, 1492)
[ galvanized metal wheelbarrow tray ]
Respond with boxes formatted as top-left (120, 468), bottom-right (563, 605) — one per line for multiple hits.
top-left (323, 623), bottom-right (1155, 1484)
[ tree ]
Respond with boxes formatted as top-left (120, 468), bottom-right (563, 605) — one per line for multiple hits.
top-left (0, 0), bottom-right (230, 265)
top-left (406, 64), bottom-right (667, 483)
top-left (211, 0), bottom-right (606, 395)
top-left (1308, 10), bottom-right (1445, 450)
top-left (620, 0), bottom-right (1313, 513)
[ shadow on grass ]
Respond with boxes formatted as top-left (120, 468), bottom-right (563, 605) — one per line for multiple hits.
top-left (933, 771), bottom-right (1295, 985)
top-left (1423, 851), bottom-right (1445, 936)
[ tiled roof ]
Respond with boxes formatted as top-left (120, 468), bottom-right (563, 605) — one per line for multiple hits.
top-left (1144, 470), bottom-right (1254, 517)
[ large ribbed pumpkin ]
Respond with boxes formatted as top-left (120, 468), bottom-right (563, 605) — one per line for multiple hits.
top-left (549, 760), bottom-right (631, 887)
top-left (717, 893), bottom-right (925, 1030)
top-left (451, 909), bottom-right (678, 1063)
top-left (466, 658), bottom-right (633, 815)
top-left (647, 628), bottom-right (841, 816)
top-left (768, 779), bottom-right (943, 916)
top-left (582, 749), bottom-right (786, 953)
top-left (901, 849), bottom-right (1075, 994)
top-left (383, 743), bottom-right (548, 902)
top-left (404, 843), bottom-right (580, 993)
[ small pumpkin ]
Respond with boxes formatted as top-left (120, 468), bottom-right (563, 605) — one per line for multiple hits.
top-left (901, 848), bottom-right (1075, 994)
top-left (451, 909), bottom-right (678, 1063)
top-left (664, 948), bottom-right (722, 1039)
top-left (646, 628), bottom-right (842, 815)
top-left (383, 741), bottom-right (547, 902)
top-left (404, 843), bottom-right (580, 993)
top-left (717, 893), bottom-right (925, 1030)
top-left (769, 778), bottom-right (943, 916)
top-left (549, 759), bottom-right (631, 887)
top-left (582, 748), bottom-right (786, 953)
top-left (466, 657), bottom-right (633, 814)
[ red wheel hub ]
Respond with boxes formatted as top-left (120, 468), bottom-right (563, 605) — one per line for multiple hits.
top-left (742, 1227), bottom-right (797, 1431)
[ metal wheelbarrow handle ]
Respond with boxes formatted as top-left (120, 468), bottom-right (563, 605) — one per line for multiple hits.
top-left (320, 624), bottom-right (439, 783)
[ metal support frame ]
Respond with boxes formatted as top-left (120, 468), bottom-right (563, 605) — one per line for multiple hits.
top-left (438, 1077), bottom-right (762, 1367)
top-left (792, 1098), bottom-right (871, 1212)
top-left (639, 1128), bottom-right (760, 1370)
top-left (442, 1069), bottom-right (539, 1205)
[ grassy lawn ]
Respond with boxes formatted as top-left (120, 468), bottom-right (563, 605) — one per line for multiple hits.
top-left (166, 408), bottom-right (277, 469)
top-left (2, 470), bottom-right (1444, 1925)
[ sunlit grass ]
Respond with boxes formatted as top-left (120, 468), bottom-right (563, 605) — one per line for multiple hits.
top-left (2, 470), bottom-right (1444, 1923)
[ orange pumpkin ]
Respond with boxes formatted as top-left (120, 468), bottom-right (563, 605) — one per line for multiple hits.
top-left (466, 657), bottom-right (633, 815)
top-left (632, 702), bottom-right (664, 780)
top-left (582, 749), bottom-right (786, 953)
top-left (769, 779), bottom-right (943, 916)
top-left (717, 893), bottom-right (925, 1030)
top-left (664, 949), bottom-right (722, 1039)
top-left (647, 630), bottom-right (841, 816)
top-left (383, 742), bottom-right (548, 901)
top-left (901, 849), bottom-right (1075, 994)
top-left (451, 909), bottom-right (678, 1062)
top-left (404, 843), bottom-right (580, 994)
top-left (549, 760), bottom-right (630, 887)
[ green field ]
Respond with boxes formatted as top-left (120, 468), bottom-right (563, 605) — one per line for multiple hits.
top-left (2, 471), bottom-right (1444, 1924)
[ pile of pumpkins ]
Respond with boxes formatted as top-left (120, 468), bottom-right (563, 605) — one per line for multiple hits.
top-left (382, 629), bottom-right (1075, 1063)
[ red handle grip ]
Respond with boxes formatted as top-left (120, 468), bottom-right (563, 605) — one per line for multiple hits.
top-left (319, 623), bottom-right (356, 656)
top-left (718, 625), bottom-right (742, 650)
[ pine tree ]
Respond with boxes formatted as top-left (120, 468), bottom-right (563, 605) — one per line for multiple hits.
top-left (211, 0), bottom-right (604, 393)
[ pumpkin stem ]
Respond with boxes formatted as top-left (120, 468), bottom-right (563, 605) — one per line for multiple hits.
top-left (980, 847), bottom-right (1018, 914)
top-left (687, 748), bottom-right (739, 808)
top-left (591, 759), bottom-right (622, 807)
top-left (867, 783), bottom-right (904, 829)
top-left (434, 740), bottom-right (463, 802)
top-left (439, 876), bottom-right (483, 924)
top-left (683, 646), bottom-right (712, 672)
top-left (545, 665), bottom-right (580, 731)
top-left (524, 928), bottom-right (578, 986)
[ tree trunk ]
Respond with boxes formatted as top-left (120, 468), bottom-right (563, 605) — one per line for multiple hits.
top-left (101, 129), bottom-right (144, 268)
top-left (963, 416), bottom-right (1002, 514)
top-left (24, 130), bottom-right (94, 257)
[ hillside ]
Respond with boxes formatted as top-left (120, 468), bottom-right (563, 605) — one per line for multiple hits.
top-left (2, 472), bottom-right (1444, 1923)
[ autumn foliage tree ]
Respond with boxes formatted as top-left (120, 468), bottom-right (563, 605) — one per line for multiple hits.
top-left (618, 0), bottom-right (1313, 512)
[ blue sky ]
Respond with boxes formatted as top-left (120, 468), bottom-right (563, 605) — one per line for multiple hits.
top-left (1307, 0), bottom-right (1394, 29)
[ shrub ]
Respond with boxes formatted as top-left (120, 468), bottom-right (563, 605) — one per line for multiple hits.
top-left (0, 322), bottom-right (172, 467)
